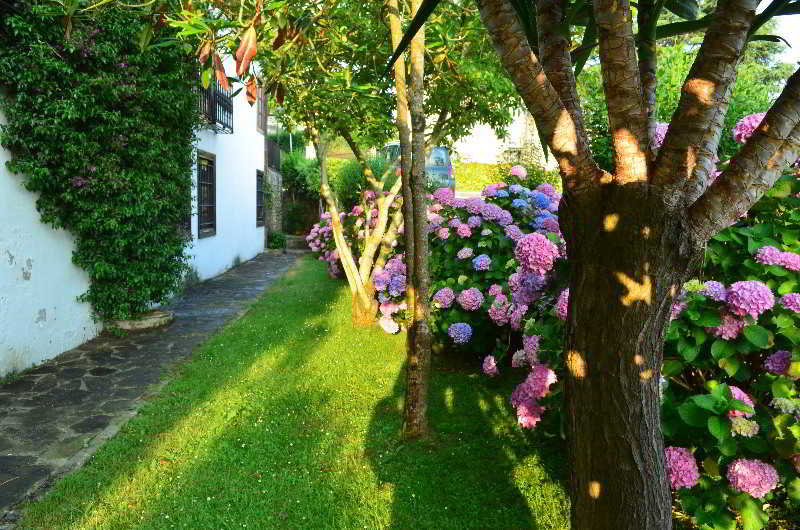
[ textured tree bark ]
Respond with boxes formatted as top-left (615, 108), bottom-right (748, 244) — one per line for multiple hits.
top-left (592, 0), bottom-right (649, 183)
top-left (653, 0), bottom-right (759, 202)
top-left (403, 0), bottom-right (433, 440)
top-left (637, 0), bottom-right (659, 155)
top-left (560, 184), bottom-right (705, 530)
top-left (478, 0), bottom-right (601, 191)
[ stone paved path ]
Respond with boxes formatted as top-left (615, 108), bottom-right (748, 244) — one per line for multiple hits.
top-left (0, 251), bottom-right (303, 526)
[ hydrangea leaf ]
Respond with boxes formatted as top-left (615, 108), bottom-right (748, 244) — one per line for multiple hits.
top-left (707, 416), bottom-right (731, 442)
top-left (711, 339), bottom-right (736, 360)
top-left (742, 325), bottom-right (771, 349)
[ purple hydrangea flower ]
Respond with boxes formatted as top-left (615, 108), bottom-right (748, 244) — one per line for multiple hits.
top-left (726, 281), bottom-right (775, 318)
top-left (535, 183), bottom-right (557, 198)
top-left (464, 197), bottom-right (487, 215)
top-left (764, 350), bottom-right (791, 375)
top-left (653, 122), bottom-right (670, 149)
top-left (504, 224), bottom-right (524, 241)
top-left (433, 287), bottom-right (455, 308)
top-left (726, 459), bottom-right (778, 498)
top-left (509, 184), bottom-right (524, 194)
top-left (539, 217), bottom-right (560, 234)
top-left (664, 447), bottom-right (699, 490)
top-left (373, 269), bottom-right (391, 291)
top-left (388, 275), bottom-right (406, 297)
top-left (510, 303), bottom-right (528, 330)
top-left (457, 247), bottom-right (474, 260)
top-left (515, 233), bottom-right (560, 275)
top-left (472, 254), bottom-right (492, 271)
top-left (467, 215), bottom-right (482, 228)
top-left (523, 334), bottom-right (540, 358)
top-left (448, 322), bottom-right (472, 344)
top-left (728, 386), bottom-right (755, 418)
top-left (703, 281), bottom-right (727, 302)
top-left (448, 218), bottom-right (462, 228)
top-left (457, 288), bottom-right (485, 311)
top-left (781, 293), bottom-right (800, 313)
top-left (509, 269), bottom-right (548, 306)
top-left (482, 355), bottom-right (499, 377)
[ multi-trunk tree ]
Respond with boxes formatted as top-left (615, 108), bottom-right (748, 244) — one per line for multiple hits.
top-left (391, 0), bottom-right (800, 527)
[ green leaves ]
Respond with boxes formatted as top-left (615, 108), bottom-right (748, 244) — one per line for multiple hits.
top-left (742, 325), bottom-right (772, 349)
top-left (707, 416), bottom-right (730, 442)
top-left (730, 494), bottom-right (769, 530)
top-left (710, 339), bottom-right (736, 360)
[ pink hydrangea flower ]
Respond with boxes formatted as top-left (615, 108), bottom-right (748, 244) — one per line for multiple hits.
top-left (511, 363), bottom-right (557, 404)
top-left (457, 288), bottom-right (485, 311)
top-left (535, 183), bottom-right (558, 199)
top-left (433, 287), bottom-right (455, 308)
top-left (733, 113), bottom-right (767, 144)
top-left (504, 224), bottom-right (524, 241)
top-left (432, 187), bottom-right (454, 205)
top-left (670, 300), bottom-right (688, 321)
top-left (488, 294), bottom-right (511, 326)
top-left (664, 446), bottom-right (699, 490)
top-left (555, 288), bottom-right (569, 321)
top-left (379, 316), bottom-right (400, 334)
top-left (726, 459), bottom-right (778, 498)
top-left (436, 227), bottom-right (450, 240)
top-left (488, 284), bottom-right (504, 297)
top-left (707, 313), bottom-right (746, 340)
top-left (726, 281), bottom-right (774, 318)
top-left (728, 386), bottom-right (755, 418)
top-left (540, 217), bottom-right (560, 234)
top-left (457, 247), bottom-right (474, 260)
top-left (755, 245), bottom-right (783, 266)
top-left (514, 233), bottom-right (560, 275)
top-left (457, 224), bottom-right (472, 238)
top-left (516, 399), bottom-right (545, 429)
top-left (782, 293), bottom-right (800, 313)
top-left (482, 355), bottom-right (499, 377)
top-left (764, 350), bottom-right (791, 375)
top-left (510, 165), bottom-right (527, 178)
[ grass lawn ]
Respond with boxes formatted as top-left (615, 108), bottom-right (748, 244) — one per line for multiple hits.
top-left (20, 256), bottom-right (569, 529)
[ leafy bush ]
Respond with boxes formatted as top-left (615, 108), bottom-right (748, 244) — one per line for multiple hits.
top-left (329, 157), bottom-right (391, 212)
top-left (267, 231), bottom-right (287, 249)
top-left (281, 150), bottom-right (320, 197)
top-left (0, 5), bottom-right (198, 320)
top-left (456, 161), bottom-right (561, 193)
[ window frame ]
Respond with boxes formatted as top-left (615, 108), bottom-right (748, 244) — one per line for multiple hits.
top-left (197, 151), bottom-right (217, 239)
top-left (256, 169), bottom-right (265, 227)
top-left (256, 87), bottom-right (268, 134)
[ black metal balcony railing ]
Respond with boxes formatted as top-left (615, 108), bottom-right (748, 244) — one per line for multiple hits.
top-left (267, 138), bottom-right (281, 170)
top-left (199, 79), bottom-right (234, 134)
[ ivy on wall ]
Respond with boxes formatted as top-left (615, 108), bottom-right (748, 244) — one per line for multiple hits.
top-left (0, 4), bottom-right (200, 320)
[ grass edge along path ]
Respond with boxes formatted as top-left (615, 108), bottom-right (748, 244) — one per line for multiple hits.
top-left (20, 256), bottom-right (569, 529)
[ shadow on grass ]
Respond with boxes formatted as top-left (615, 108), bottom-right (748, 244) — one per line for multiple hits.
top-left (365, 353), bottom-right (570, 530)
top-left (18, 257), bottom-right (342, 529)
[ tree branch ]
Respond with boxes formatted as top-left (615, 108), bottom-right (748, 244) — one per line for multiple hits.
top-left (653, 0), bottom-right (759, 202)
top-left (536, 0), bottom-right (596, 175)
top-left (478, 0), bottom-right (602, 191)
top-left (689, 67), bottom-right (800, 241)
top-left (637, 0), bottom-right (662, 157)
top-left (593, 0), bottom-right (648, 183)
top-left (339, 128), bottom-right (383, 191)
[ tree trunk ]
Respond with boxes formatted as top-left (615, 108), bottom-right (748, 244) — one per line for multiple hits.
top-left (403, 0), bottom-right (432, 440)
top-left (560, 184), bottom-right (705, 529)
top-left (352, 286), bottom-right (378, 326)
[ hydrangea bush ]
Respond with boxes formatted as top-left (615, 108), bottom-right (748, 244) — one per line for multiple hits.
top-left (307, 117), bottom-right (800, 527)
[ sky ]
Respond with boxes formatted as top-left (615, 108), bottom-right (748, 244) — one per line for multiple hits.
top-left (773, 15), bottom-right (799, 65)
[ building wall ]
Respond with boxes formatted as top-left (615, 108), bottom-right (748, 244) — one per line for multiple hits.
top-left (190, 81), bottom-right (266, 280)
top-left (0, 110), bottom-right (103, 377)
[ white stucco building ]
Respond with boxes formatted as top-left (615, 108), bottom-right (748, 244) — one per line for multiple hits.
top-left (0, 74), bottom-right (273, 377)
top-left (452, 109), bottom-right (557, 170)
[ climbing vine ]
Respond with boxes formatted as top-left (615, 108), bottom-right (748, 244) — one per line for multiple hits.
top-left (0, 4), bottom-right (199, 320)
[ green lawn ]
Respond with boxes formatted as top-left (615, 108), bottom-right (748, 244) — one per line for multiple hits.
top-left (20, 256), bottom-right (569, 529)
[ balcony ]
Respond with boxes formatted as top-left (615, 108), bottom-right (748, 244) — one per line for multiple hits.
top-left (199, 79), bottom-right (233, 134)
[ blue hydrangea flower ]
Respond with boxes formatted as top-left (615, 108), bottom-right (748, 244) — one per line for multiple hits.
top-left (472, 254), bottom-right (492, 271)
top-left (530, 191), bottom-right (551, 209)
top-left (494, 189), bottom-right (509, 198)
top-left (511, 198), bottom-right (529, 209)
